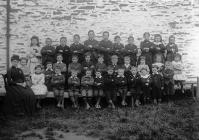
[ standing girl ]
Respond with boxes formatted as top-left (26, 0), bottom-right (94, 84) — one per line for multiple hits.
top-left (31, 65), bottom-right (47, 108)
top-left (28, 36), bottom-right (41, 74)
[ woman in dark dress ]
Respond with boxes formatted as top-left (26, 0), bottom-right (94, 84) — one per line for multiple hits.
top-left (3, 55), bottom-right (36, 116)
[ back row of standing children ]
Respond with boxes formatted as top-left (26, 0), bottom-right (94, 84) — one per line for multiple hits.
top-left (18, 30), bottom-right (186, 109)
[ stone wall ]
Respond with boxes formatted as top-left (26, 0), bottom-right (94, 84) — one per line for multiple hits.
top-left (0, 0), bottom-right (199, 80)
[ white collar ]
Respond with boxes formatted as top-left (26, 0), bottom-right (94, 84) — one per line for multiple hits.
top-left (46, 68), bottom-right (53, 71)
top-left (96, 76), bottom-right (102, 78)
top-left (55, 73), bottom-right (62, 76)
top-left (124, 63), bottom-right (130, 67)
top-left (57, 61), bottom-right (63, 64)
top-left (154, 42), bottom-right (162, 45)
top-left (117, 75), bottom-right (125, 78)
top-left (141, 74), bottom-right (150, 78)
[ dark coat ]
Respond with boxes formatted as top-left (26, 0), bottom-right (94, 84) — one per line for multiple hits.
top-left (41, 45), bottom-right (56, 65)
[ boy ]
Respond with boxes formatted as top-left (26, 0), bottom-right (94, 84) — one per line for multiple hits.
top-left (104, 66), bottom-right (116, 109)
top-left (44, 61), bottom-right (54, 91)
top-left (84, 30), bottom-right (99, 62)
top-left (81, 69), bottom-right (94, 109)
top-left (41, 38), bottom-right (56, 66)
top-left (68, 55), bottom-right (82, 76)
top-left (140, 32), bottom-right (153, 70)
top-left (68, 70), bottom-right (80, 108)
top-left (128, 66), bottom-right (140, 107)
top-left (70, 34), bottom-right (86, 63)
top-left (113, 36), bottom-right (125, 65)
top-left (95, 54), bottom-right (107, 76)
top-left (82, 52), bottom-right (95, 74)
top-left (124, 36), bottom-right (138, 66)
top-left (162, 61), bottom-right (174, 102)
top-left (53, 54), bottom-right (67, 74)
top-left (98, 31), bottom-right (113, 64)
top-left (123, 55), bottom-right (132, 73)
top-left (51, 65), bottom-right (65, 109)
top-left (56, 37), bottom-right (71, 67)
top-left (109, 54), bottom-right (119, 76)
top-left (19, 57), bottom-right (31, 87)
top-left (151, 65), bottom-right (164, 105)
top-left (93, 70), bottom-right (104, 109)
top-left (115, 67), bottom-right (128, 106)
top-left (139, 67), bottom-right (151, 104)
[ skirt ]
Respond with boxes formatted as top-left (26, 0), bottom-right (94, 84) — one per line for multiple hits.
top-left (3, 85), bottom-right (36, 116)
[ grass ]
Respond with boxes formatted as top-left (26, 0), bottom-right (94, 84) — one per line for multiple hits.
top-left (0, 98), bottom-right (198, 140)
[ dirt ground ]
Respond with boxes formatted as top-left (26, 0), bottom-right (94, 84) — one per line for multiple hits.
top-left (0, 97), bottom-right (198, 140)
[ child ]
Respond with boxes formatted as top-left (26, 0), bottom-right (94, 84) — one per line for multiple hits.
top-left (81, 69), bottom-right (94, 109)
top-left (124, 36), bottom-right (138, 66)
top-left (139, 67), bottom-right (151, 104)
top-left (104, 66), bottom-right (116, 109)
top-left (115, 68), bottom-right (128, 106)
top-left (41, 38), bottom-right (56, 66)
top-left (151, 65), bottom-right (164, 105)
top-left (128, 66), bottom-right (140, 107)
top-left (84, 30), bottom-right (99, 62)
top-left (151, 34), bottom-right (165, 63)
top-left (68, 70), bottom-right (80, 108)
top-left (82, 52), bottom-right (95, 74)
top-left (172, 53), bottom-right (186, 92)
top-left (70, 34), bottom-right (85, 63)
top-left (28, 36), bottom-right (41, 74)
top-left (44, 61), bottom-right (54, 91)
top-left (110, 54), bottom-right (119, 76)
top-left (53, 54), bottom-right (67, 74)
top-left (162, 61), bottom-right (174, 102)
top-left (140, 32), bottom-right (153, 70)
top-left (51, 65), bottom-right (65, 109)
top-left (93, 70), bottom-right (104, 109)
top-left (31, 65), bottom-right (47, 108)
top-left (19, 57), bottom-right (31, 87)
top-left (137, 56), bottom-right (150, 75)
top-left (98, 31), bottom-right (113, 64)
top-left (56, 37), bottom-right (71, 67)
top-left (113, 36), bottom-right (124, 64)
top-left (68, 55), bottom-right (82, 76)
top-left (166, 35), bottom-right (178, 62)
top-left (123, 55), bottom-right (132, 73)
top-left (152, 54), bottom-right (164, 74)
top-left (95, 54), bottom-right (107, 76)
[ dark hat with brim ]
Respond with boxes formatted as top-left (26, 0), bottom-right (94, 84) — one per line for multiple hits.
top-left (11, 55), bottom-right (20, 61)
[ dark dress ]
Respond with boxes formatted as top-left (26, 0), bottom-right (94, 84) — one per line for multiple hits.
top-left (3, 66), bottom-right (36, 116)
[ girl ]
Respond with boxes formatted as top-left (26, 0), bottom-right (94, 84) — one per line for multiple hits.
top-left (151, 34), bottom-right (166, 63)
top-left (137, 56), bottom-right (150, 75)
top-left (28, 36), bottom-right (41, 74)
top-left (166, 35), bottom-right (178, 62)
top-left (19, 57), bottom-right (31, 87)
top-left (124, 36), bottom-right (138, 66)
top-left (172, 53), bottom-right (186, 92)
top-left (31, 65), bottom-right (47, 108)
top-left (41, 38), bottom-right (56, 66)
top-left (162, 61), bottom-right (174, 102)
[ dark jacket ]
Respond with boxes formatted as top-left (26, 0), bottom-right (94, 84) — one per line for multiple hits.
top-left (55, 45), bottom-right (71, 65)
top-left (51, 74), bottom-right (65, 89)
top-left (41, 45), bottom-right (56, 65)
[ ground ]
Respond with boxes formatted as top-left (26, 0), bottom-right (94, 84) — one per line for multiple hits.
top-left (0, 97), bottom-right (198, 140)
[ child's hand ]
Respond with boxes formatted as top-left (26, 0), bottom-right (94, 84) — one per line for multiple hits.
top-left (161, 87), bottom-right (164, 90)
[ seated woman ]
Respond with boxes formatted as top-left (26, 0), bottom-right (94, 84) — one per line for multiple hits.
top-left (3, 55), bottom-right (36, 116)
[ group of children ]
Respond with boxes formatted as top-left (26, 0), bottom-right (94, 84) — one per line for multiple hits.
top-left (17, 30), bottom-right (186, 109)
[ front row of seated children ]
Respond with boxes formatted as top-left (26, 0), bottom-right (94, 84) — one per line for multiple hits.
top-left (19, 51), bottom-right (185, 109)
